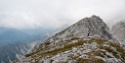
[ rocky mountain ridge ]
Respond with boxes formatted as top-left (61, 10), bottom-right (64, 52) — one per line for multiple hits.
top-left (47, 15), bottom-right (113, 41)
top-left (14, 15), bottom-right (125, 63)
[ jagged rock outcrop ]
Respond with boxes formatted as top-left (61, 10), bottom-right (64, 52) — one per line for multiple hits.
top-left (112, 21), bottom-right (125, 46)
top-left (14, 15), bottom-right (125, 63)
top-left (47, 15), bottom-right (113, 42)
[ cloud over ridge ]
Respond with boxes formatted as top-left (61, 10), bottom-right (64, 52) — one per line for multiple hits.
top-left (0, 0), bottom-right (124, 29)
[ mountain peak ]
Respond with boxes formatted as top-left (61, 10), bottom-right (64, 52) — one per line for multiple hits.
top-left (46, 15), bottom-right (113, 43)
top-left (78, 15), bottom-right (102, 24)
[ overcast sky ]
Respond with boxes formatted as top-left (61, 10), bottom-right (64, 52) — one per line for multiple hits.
top-left (0, 0), bottom-right (124, 29)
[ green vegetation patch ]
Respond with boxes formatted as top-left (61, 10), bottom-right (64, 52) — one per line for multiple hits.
top-left (25, 38), bottom-right (125, 62)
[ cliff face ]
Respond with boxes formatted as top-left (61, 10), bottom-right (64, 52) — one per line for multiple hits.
top-left (112, 21), bottom-right (125, 47)
top-left (14, 15), bottom-right (125, 63)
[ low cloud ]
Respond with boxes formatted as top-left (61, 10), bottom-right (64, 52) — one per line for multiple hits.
top-left (0, 0), bottom-right (124, 29)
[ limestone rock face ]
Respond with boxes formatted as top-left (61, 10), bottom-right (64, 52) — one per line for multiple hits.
top-left (112, 21), bottom-right (125, 45)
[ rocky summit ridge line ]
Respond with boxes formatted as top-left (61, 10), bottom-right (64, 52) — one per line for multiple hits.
top-left (14, 15), bottom-right (125, 63)
top-left (47, 15), bottom-right (113, 41)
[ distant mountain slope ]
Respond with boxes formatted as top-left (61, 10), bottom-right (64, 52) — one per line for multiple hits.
top-left (0, 27), bottom-right (55, 63)
top-left (0, 42), bottom-right (28, 63)
top-left (14, 15), bottom-right (125, 63)
top-left (0, 42), bottom-right (39, 63)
